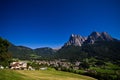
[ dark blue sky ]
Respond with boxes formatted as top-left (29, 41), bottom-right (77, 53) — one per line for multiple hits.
top-left (0, 0), bottom-right (120, 49)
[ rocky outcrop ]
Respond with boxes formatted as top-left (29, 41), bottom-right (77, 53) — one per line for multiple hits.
top-left (85, 32), bottom-right (115, 44)
top-left (64, 34), bottom-right (87, 47)
top-left (85, 32), bottom-right (101, 44)
top-left (64, 32), bottom-right (117, 47)
top-left (101, 32), bottom-right (114, 41)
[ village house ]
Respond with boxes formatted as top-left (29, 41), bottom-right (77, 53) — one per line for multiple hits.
top-left (10, 62), bottom-right (27, 70)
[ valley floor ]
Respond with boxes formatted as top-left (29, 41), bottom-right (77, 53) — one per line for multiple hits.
top-left (0, 69), bottom-right (96, 80)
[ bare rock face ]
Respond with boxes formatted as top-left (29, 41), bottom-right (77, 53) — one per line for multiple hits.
top-left (85, 32), bottom-right (115, 44)
top-left (64, 34), bottom-right (87, 46)
top-left (64, 31), bottom-right (117, 47)
top-left (86, 32), bottom-right (101, 44)
top-left (101, 32), bottom-right (114, 41)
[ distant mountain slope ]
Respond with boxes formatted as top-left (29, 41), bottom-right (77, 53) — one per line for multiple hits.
top-left (34, 47), bottom-right (56, 57)
top-left (5, 31), bottom-right (120, 61)
top-left (82, 41), bottom-right (120, 61)
top-left (8, 44), bottom-right (35, 59)
top-left (57, 31), bottom-right (120, 62)
top-left (8, 44), bottom-right (56, 59)
top-left (57, 41), bottom-right (120, 62)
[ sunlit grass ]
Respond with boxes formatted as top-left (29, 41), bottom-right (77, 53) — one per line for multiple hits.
top-left (0, 69), bottom-right (96, 80)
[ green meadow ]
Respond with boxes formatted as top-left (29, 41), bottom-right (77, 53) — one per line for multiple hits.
top-left (0, 69), bottom-right (96, 80)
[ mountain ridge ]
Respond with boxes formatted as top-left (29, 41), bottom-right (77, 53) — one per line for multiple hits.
top-left (5, 31), bottom-right (120, 60)
top-left (64, 31), bottom-right (118, 47)
top-left (8, 44), bottom-right (56, 59)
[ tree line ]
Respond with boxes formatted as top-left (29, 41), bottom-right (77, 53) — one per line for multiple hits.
top-left (0, 37), bottom-right (12, 67)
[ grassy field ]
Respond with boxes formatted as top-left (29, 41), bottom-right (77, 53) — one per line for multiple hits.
top-left (0, 69), bottom-right (96, 80)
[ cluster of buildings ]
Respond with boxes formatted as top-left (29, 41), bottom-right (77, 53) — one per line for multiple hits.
top-left (0, 60), bottom-right (81, 71)
top-left (37, 60), bottom-right (81, 70)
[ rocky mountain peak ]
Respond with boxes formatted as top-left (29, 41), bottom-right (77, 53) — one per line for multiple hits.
top-left (64, 31), bottom-right (117, 47)
top-left (86, 31), bottom-right (115, 44)
top-left (90, 32), bottom-right (101, 37)
top-left (64, 34), bottom-right (87, 47)
top-left (86, 32), bottom-right (101, 44)
top-left (101, 32), bottom-right (113, 41)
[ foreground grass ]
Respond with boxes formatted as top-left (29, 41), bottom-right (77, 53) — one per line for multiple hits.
top-left (0, 69), bottom-right (96, 80)
top-left (0, 69), bottom-right (27, 80)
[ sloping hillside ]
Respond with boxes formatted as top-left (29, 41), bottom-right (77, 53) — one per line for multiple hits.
top-left (0, 69), bottom-right (96, 80)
